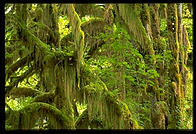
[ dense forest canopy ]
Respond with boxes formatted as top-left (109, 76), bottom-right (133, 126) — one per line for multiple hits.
top-left (5, 3), bottom-right (193, 129)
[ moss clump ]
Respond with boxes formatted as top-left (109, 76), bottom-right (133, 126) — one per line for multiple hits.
top-left (171, 82), bottom-right (178, 96)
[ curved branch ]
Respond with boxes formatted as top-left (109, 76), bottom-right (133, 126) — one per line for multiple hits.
top-left (16, 17), bottom-right (50, 53)
top-left (5, 52), bottom-right (34, 81)
top-left (30, 21), bottom-right (57, 44)
top-left (74, 4), bottom-right (105, 18)
top-left (81, 18), bottom-right (107, 59)
top-left (16, 13), bottom-right (75, 62)
top-left (6, 86), bottom-right (56, 104)
top-left (6, 102), bottom-right (71, 129)
top-left (5, 65), bottom-right (36, 94)
top-left (32, 90), bottom-right (55, 103)
top-left (60, 18), bottom-right (108, 60)
top-left (6, 87), bottom-right (41, 99)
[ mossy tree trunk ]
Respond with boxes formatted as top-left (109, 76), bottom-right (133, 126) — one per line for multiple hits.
top-left (139, 3), bottom-right (168, 129)
top-left (167, 3), bottom-right (190, 129)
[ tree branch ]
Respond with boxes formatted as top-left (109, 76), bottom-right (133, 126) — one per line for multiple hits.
top-left (5, 65), bottom-right (36, 94)
top-left (5, 52), bottom-right (34, 81)
top-left (32, 90), bottom-right (55, 103)
top-left (6, 87), bottom-right (41, 99)
top-left (6, 102), bottom-right (71, 129)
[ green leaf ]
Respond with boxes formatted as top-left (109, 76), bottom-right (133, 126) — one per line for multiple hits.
top-left (126, 75), bottom-right (135, 83)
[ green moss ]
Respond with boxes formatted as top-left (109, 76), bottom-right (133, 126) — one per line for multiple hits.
top-left (81, 18), bottom-right (105, 27)
top-left (8, 87), bottom-right (40, 98)
top-left (79, 63), bottom-right (140, 129)
top-left (118, 4), bottom-right (155, 56)
top-left (131, 118), bottom-right (141, 129)
top-left (5, 109), bottom-right (21, 129)
top-left (22, 102), bottom-right (71, 128)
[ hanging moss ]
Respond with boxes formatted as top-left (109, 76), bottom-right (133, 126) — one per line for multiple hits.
top-left (140, 4), bottom-right (153, 41)
top-left (64, 4), bottom-right (85, 89)
top-left (47, 54), bottom-right (76, 128)
top-left (150, 4), bottom-right (160, 39)
top-left (117, 4), bottom-right (155, 56)
top-left (79, 64), bottom-right (140, 129)
top-left (74, 4), bottom-right (104, 18)
top-left (171, 82), bottom-right (178, 96)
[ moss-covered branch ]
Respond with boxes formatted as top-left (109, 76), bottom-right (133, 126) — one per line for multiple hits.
top-left (81, 18), bottom-right (107, 58)
top-left (74, 4), bottom-right (105, 18)
top-left (18, 20), bottom-right (50, 52)
top-left (6, 85), bottom-right (55, 104)
top-left (15, 15), bottom-right (75, 66)
top-left (5, 52), bottom-right (34, 81)
top-left (60, 18), bottom-right (108, 59)
top-left (5, 65), bottom-right (36, 94)
top-left (6, 102), bottom-right (71, 129)
top-left (6, 87), bottom-right (41, 99)
top-left (33, 90), bottom-right (55, 103)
